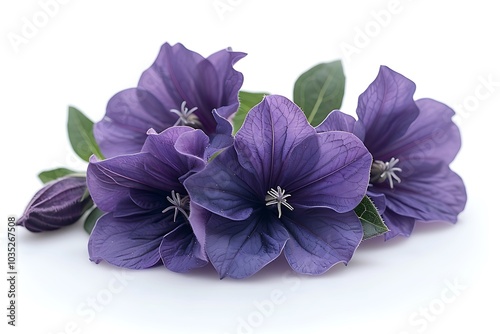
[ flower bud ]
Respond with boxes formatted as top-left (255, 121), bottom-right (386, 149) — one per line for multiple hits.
top-left (17, 176), bottom-right (92, 232)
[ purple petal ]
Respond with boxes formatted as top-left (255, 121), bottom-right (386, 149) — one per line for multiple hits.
top-left (88, 213), bottom-right (175, 269)
top-left (204, 210), bottom-right (289, 279)
top-left (378, 163), bottom-right (467, 224)
top-left (234, 95), bottom-right (316, 191)
top-left (282, 208), bottom-right (362, 274)
top-left (206, 48), bottom-right (246, 118)
top-left (159, 223), bottom-right (208, 272)
top-left (138, 43), bottom-right (205, 113)
top-left (17, 176), bottom-right (91, 232)
top-left (143, 127), bottom-right (207, 182)
top-left (185, 147), bottom-right (259, 221)
top-left (87, 154), bottom-right (183, 212)
top-left (381, 209), bottom-right (415, 240)
top-left (94, 88), bottom-right (177, 157)
top-left (355, 66), bottom-right (419, 156)
top-left (205, 109), bottom-right (235, 159)
top-left (283, 131), bottom-right (372, 213)
top-left (315, 110), bottom-right (356, 133)
top-left (379, 98), bottom-right (462, 164)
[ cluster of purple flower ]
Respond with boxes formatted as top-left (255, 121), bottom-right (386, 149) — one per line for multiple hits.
top-left (18, 42), bottom-right (466, 279)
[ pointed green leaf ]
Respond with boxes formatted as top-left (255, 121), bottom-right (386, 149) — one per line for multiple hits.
top-left (293, 60), bottom-right (345, 126)
top-left (67, 106), bottom-right (104, 161)
top-left (84, 206), bottom-right (105, 234)
top-left (38, 167), bottom-right (78, 184)
top-left (355, 195), bottom-right (389, 240)
top-left (233, 91), bottom-right (268, 134)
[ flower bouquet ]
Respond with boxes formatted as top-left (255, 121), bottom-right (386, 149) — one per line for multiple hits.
top-left (17, 42), bottom-right (467, 279)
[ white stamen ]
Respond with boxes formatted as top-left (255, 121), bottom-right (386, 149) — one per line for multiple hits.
top-left (162, 190), bottom-right (190, 222)
top-left (170, 101), bottom-right (199, 126)
top-left (371, 157), bottom-right (402, 189)
top-left (265, 186), bottom-right (294, 218)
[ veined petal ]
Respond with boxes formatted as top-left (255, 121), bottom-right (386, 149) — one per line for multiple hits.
top-left (380, 209), bottom-right (415, 240)
top-left (143, 127), bottom-right (208, 182)
top-left (88, 213), bottom-right (176, 269)
top-left (235, 95), bottom-right (316, 191)
top-left (207, 49), bottom-right (246, 118)
top-left (205, 210), bottom-right (289, 279)
top-left (283, 131), bottom-right (372, 213)
top-left (380, 163), bottom-right (467, 224)
top-left (315, 110), bottom-right (356, 133)
top-left (205, 109), bottom-right (235, 159)
top-left (355, 66), bottom-right (420, 156)
top-left (159, 223), bottom-right (208, 273)
top-left (185, 147), bottom-right (259, 221)
top-left (87, 153), bottom-right (183, 212)
top-left (138, 43), bottom-right (205, 113)
top-left (94, 88), bottom-right (177, 157)
top-left (282, 207), bottom-right (362, 274)
top-left (379, 98), bottom-right (462, 164)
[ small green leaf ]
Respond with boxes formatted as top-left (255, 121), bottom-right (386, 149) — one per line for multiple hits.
top-left (84, 206), bottom-right (104, 234)
top-left (38, 167), bottom-right (78, 184)
top-left (67, 106), bottom-right (104, 161)
top-left (293, 60), bottom-right (345, 126)
top-left (355, 195), bottom-right (389, 240)
top-left (233, 91), bottom-right (268, 134)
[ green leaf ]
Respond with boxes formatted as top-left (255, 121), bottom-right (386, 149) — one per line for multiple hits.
top-left (84, 206), bottom-right (104, 234)
top-left (233, 91), bottom-right (268, 134)
top-left (354, 195), bottom-right (389, 240)
top-left (67, 106), bottom-right (104, 161)
top-left (38, 167), bottom-right (78, 184)
top-left (293, 60), bottom-right (345, 126)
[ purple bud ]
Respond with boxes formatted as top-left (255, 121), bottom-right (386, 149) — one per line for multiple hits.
top-left (17, 176), bottom-right (92, 232)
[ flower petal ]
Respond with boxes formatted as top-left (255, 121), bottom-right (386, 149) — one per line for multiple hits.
top-left (283, 131), bottom-right (372, 213)
top-left (204, 210), bottom-right (289, 279)
top-left (282, 207), bottom-right (362, 274)
top-left (206, 48), bottom-right (246, 118)
top-left (94, 88), bottom-right (176, 157)
top-left (355, 66), bottom-right (419, 157)
top-left (234, 95), bottom-right (316, 192)
top-left (379, 163), bottom-right (467, 224)
top-left (315, 110), bottom-right (356, 133)
top-left (88, 213), bottom-right (175, 269)
top-left (205, 109), bottom-right (235, 159)
top-left (379, 98), bottom-right (462, 164)
top-left (380, 209), bottom-right (415, 240)
top-left (185, 147), bottom-right (259, 221)
top-left (87, 153), bottom-right (183, 212)
top-left (159, 223), bottom-right (208, 273)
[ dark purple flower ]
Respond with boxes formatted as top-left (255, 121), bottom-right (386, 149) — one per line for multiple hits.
top-left (86, 126), bottom-right (210, 272)
top-left (94, 42), bottom-right (246, 157)
top-left (317, 66), bottom-right (467, 239)
top-left (17, 176), bottom-right (92, 232)
top-left (184, 95), bottom-right (372, 279)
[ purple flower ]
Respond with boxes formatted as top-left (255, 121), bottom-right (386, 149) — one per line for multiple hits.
top-left (17, 176), bottom-right (92, 232)
top-left (185, 95), bottom-right (372, 279)
top-left (94, 42), bottom-right (246, 157)
top-left (86, 126), bottom-right (210, 272)
top-left (317, 66), bottom-right (467, 239)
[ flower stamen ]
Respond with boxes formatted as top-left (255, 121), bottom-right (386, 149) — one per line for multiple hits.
top-left (370, 157), bottom-right (402, 189)
top-left (170, 101), bottom-right (202, 128)
top-left (265, 186), bottom-right (294, 218)
top-left (162, 190), bottom-right (190, 222)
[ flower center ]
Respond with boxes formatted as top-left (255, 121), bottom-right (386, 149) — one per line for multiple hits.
top-left (370, 157), bottom-right (402, 189)
top-left (265, 186), bottom-right (294, 218)
top-left (170, 101), bottom-right (202, 129)
top-left (162, 190), bottom-right (190, 222)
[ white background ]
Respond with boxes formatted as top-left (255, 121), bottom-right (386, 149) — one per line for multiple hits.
top-left (1, 1), bottom-right (499, 333)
